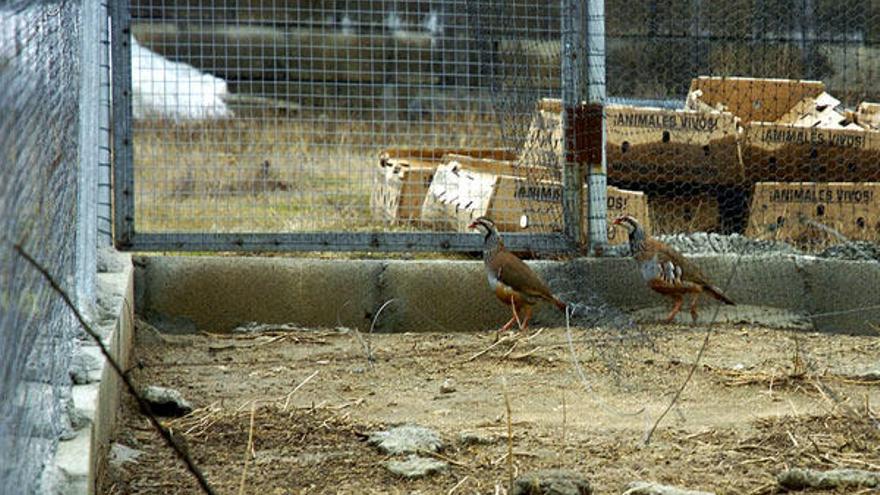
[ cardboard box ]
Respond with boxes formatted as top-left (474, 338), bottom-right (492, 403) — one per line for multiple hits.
top-left (371, 150), bottom-right (538, 225)
top-left (686, 76), bottom-right (826, 124)
top-left (648, 193), bottom-right (721, 235)
top-left (741, 123), bottom-right (880, 183)
top-left (420, 162), bottom-right (650, 244)
top-left (534, 97), bottom-right (745, 185)
top-left (746, 182), bottom-right (880, 244)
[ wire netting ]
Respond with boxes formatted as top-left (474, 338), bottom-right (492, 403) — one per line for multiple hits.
top-left (123, 0), bottom-right (880, 254)
top-left (0, 1), bottom-right (84, 493)
top-left (124, 0), bottom-right (564, 238)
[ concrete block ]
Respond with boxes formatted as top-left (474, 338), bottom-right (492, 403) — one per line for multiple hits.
top-left (53, 428), bottom-right (90, 495)
top-left (71, 383), bottom-right (99, 421)
top-left (378, 260), bottom-right (510, 333)
top-left (799, 257), bottom-right (880, 335)
top-left (137, 256), bottom-right (384, 332)
top-left (542, 255), bottom-right (811, 325)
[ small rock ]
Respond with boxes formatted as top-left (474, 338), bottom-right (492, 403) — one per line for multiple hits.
top-left (459, 430), bottom-right (503, 446)
top-left (778, 468), bottom-right (880, 490)
top-left (97, 246), bottom-right (129, 273)
top-left (70, 347), bottom-right (103, 384)
top-left (623, 481), bottom-right (715, 495)
top-left (141, 385), bottom-right (193, 417)
top-left (110, 443), bottom-right (143, 466)
top-left (440, 378), bottom-right (456, 394)
top-left (367, 424), bottom-right (443, 455)
top-left (385, 454), bottom-right (448, 478)
top-left (58, 395), bottom-right (90, 441)
top-left (513, 469), bottom-right (591, 495)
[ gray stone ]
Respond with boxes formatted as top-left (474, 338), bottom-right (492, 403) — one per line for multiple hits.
top-left (97, 246), bottom-right (130, 273)
top-left (605, 232), bottom-right (798, 258)
top-left (459, 430), bottom-right (504, 446)
top-left (58, 393), bottom-right (90, 441)
top-left (109, 443), bottom-right (143, 466)
top-left (384, 454), bottom-right (448, 478)
top-left (623, 481), bottom-right (715, 495)
top-left (367, 424), bottom-right (443, 455)
top-left (440, 378), bottom-right (456, 394)
top-left (512, 469), bottom-right (591, 495)
top-left (778, 468), bottom-right (880, 490)
top-left (69, 346), bottom-right (103, 385)
top-left (819, 241), bottom-right (880, 261)
top-left (141, 385), bottom-right (193, 417)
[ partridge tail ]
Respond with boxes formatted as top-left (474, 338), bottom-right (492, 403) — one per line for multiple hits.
top-left (705, 285), bottom-right (735, 305)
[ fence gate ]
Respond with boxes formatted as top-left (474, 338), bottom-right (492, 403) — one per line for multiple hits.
top-left (111, 0), bottom-right (593, 253)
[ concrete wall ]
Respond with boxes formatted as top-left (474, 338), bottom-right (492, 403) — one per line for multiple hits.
top-left (137, 254), bottom-right (880, 335)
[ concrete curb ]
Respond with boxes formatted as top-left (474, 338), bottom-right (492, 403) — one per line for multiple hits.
top-left (52, 257), bottom-right (134, 494)
top-left (137, 254), bottom-right (879, 335)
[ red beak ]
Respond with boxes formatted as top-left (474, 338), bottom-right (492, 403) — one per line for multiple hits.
top-left (467, 221), bottom-right (477, 229)
top-left (612, 217), bottom-right (623, 225)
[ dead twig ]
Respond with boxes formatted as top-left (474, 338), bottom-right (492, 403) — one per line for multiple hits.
top-left (425, 451), bottom-right (472, 469)
top-left (500, 340), bottom-right (520, 359)
top-left (282, 370), bottom-right (319, 411)
top-left (502, 377), bottom-right (514, 493)
top-left (507, 346), bottom-right (544, 361)
top-left (561, 390), bottom-right (567, 447)
top-left (237, 404), bottom-right (257, 495)
top-left (465, 334), bottom-right (513, 362)
top-left (447, 475), bottom-right (470, 495)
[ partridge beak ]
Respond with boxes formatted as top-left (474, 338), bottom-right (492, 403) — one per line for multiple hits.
top-left (467, 220), bottom-right (477, 229)
top-left (612, 217), bottom-right (623, 226)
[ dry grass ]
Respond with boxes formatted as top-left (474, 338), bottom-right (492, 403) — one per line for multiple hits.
top-left (133, 114), bottom-right (504, 233)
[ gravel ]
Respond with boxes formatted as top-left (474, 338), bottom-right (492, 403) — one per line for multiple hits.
top-left (606, 232), bottom-right (879, 261)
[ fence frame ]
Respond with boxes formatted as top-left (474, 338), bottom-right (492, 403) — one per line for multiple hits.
top-left (110, 0), bottom-right (595, 253)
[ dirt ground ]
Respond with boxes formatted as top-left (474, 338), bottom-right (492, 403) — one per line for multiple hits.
top-left (99, 320), bottom-right (880, 495)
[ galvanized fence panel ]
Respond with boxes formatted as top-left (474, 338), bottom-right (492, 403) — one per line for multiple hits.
top-left (113, 0), bottom-right (580, 252)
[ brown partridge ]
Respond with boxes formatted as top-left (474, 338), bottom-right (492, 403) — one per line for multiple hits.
top-left (612, 215), bottom-right (735, 323)
top-left (469, 217), bottom-right (566, 334)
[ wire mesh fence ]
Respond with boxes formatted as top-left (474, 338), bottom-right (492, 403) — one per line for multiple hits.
top-left (119, 0), bottom-right (570, 250)
top-left (119, 0), bottom-right (880, 255)
top-left (0, 1), bottom-right (85, 493)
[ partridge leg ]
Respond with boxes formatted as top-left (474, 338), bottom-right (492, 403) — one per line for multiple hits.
top-left (495, 302), bottom-right (522, 341)
top-left (499, 315), bottom-right (518, 333)
top-left (689, 293), bottom-right (700, 322)
top-left (665, 295), bottom-right (684, 323)
top-left (518, 305), bottom-right (534, 331)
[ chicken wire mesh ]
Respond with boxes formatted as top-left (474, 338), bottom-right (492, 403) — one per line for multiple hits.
top-left (0, 1), bottom-right (85, 492)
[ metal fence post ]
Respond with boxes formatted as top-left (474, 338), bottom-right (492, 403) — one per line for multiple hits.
top-left (76, 0), bottom-right (102, 312)
top-left (562, 0), bottom-right (607, 253)
top-left (110, 0), bottom-right (135, 249)
top-left (584, 0), bottom-right (608, 253)
top-left (561, 0), bottom-right (587, 247)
